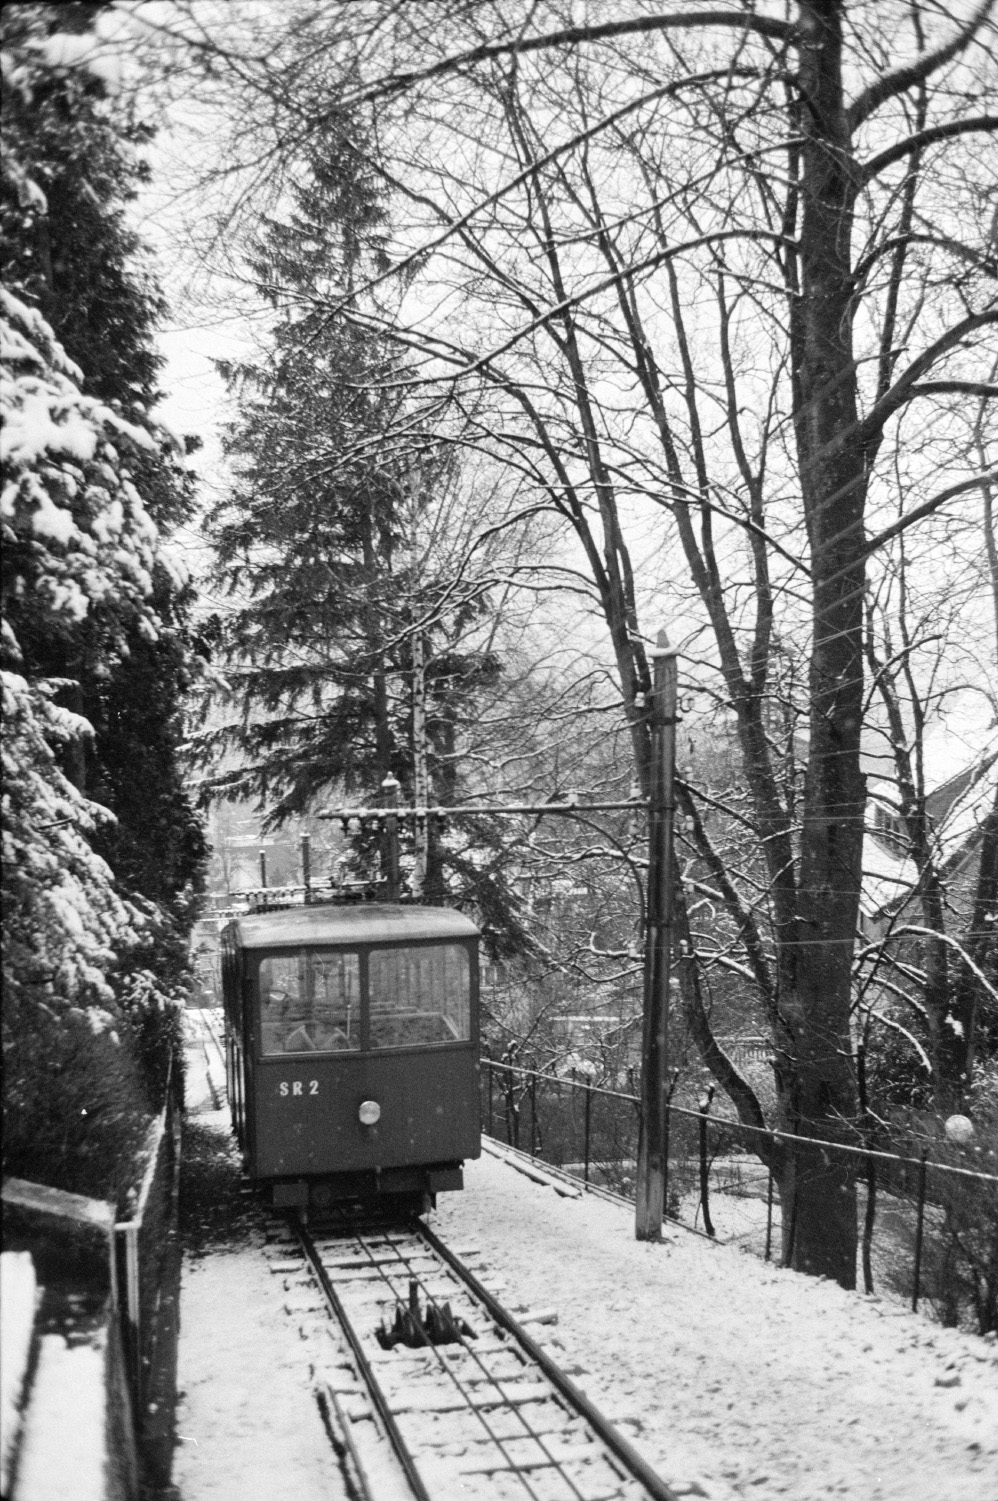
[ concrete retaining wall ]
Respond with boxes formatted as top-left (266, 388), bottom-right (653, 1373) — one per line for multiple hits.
top-left (0, 1180), bottom-right (138, 1501)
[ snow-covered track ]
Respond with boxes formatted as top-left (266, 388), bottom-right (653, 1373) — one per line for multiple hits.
top-left (277, 1214), bottom-right (687, 1501)
top-left (183, 1004), bottom-right (227, 1111)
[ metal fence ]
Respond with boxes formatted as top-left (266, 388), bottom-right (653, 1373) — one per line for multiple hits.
top-left (482, 1058), bottom-right (998, 1334)
top-left (114, 1064), bottom-right (183, 1484)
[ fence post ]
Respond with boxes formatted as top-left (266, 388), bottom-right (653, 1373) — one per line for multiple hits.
top-left (488, 1058), bottom-right (494, 1138)
top-left (504, 1063), bottom-right (519, 1149)
top-left (912, 1149), bottom-right (929, 1313)
top-left (697, 1086), bottom-right (715, 1237)
top-left (584, 1082), bottom-right (592, 1185)
top-left (764, 1168), bottom-right (774, 1262)
top-left (530, 1073), bottom-right (538, 1158)
top-left (571, 1067), bottom-right (577, 1162)
top-left (122, 1223), bottom-right (141, 1405)
top-left (862, 1150), bottom-right (877, 1295)
top-left (782, 1133), bottom-right (799, 1269)
top-left (663, 1097), bottom-right (670, 1219)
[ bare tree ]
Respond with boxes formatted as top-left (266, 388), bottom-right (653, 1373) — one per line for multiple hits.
top-left (148, 0), bottom-right (997, 1287)
top-left (857, 388), bottom-right (998, 1107)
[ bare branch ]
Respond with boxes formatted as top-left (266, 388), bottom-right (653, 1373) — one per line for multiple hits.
top-left (857, 311), bottom-right (998, 448)
top-left (863, 468), bottom-right (998, 557)
top-left (344, 10), bottom-right (794, 107)
top-left (886, 928), bottom-right (998, 1006)
top-left (861, 115), bottom-right (998, 185)
top-left (847, 0), bottom-right (996, 131)
top-left (907, 382), bottom-right (998, 400)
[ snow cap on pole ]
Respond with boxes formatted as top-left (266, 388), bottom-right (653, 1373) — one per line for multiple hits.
top-left (649, 626), bottom-right (679, 659)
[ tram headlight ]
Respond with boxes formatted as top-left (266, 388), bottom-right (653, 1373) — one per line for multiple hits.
top-left (358, 1099), bottom-right (381, 1126)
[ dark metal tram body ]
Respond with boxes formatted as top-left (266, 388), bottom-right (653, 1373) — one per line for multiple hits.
top-left (221, 903), bottom-right (481, 1212)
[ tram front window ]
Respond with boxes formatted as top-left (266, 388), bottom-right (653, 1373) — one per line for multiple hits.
top-left (259, 950), bottom-right (360, 1054)
top-left (368, 945), bottom-right (470, 1049)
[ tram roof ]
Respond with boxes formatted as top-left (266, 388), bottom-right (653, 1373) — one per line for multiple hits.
top-left (223, 902), bottom-right (479, 950)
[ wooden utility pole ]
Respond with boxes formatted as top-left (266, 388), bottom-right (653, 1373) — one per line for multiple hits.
top-left (411, 633), bottom-right (429, 899)
top-left (635, 629), bottom-right (679, 1241)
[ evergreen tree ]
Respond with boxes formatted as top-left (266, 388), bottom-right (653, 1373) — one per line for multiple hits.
top-left (2, 1), bottom-right (207, 945)
top-left (199, 130), bottom-right (528, 953)
top-left (2, 3), bottom-right (207, 1196)
top-left (1, 2), bottom-right (164, 406)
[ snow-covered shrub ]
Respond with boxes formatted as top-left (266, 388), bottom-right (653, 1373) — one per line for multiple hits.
top-left (2, 994), bottom-right (151, 1206)
top-left (116, 964), bottom-right (188, 1112)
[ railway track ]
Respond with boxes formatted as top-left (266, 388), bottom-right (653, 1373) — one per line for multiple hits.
top-left (183, 1004), bottom-right (227, 1111)
top-left (265, 1213), bottom-right (695, 1501)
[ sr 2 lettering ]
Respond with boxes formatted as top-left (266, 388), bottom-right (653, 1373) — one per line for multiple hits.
top-left (278, 1080), bottom-right (319, 1097)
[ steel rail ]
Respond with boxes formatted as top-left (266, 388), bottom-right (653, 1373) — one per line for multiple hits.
top-left (314, 1380), bottom-right (380, 1501)
top-left (482, 1135), bottom-right (632, 1208)
top-left (295, 1214), bottom-right (681, 1499)
top-left (419, 1220), bottom-right (682, 1501)
top-left (294, 1219), bottom-right (433, 1501)
top-left (200, 1006), bottom-right (226, 1061)
top-left (198, 1008), bottom-right (227, 1109)
top-left (351, 1224), bottom-right (587, 1501)
top-left (479, 1137), bottom-right (722, 1245)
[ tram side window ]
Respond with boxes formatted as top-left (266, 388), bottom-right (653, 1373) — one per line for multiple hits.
top-left (368, 945), bottom-right (470, 1049)
top-left (259, 951), bottom-right (360, 1054)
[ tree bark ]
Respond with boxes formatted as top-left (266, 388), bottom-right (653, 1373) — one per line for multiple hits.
top-left (784, 0), bottom-right (865, 1286)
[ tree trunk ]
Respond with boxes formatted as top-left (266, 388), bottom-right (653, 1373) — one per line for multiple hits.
top-left (783, 0), bottom-right (866, 1287)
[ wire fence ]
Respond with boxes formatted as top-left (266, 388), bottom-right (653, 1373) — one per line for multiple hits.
top-left (482, 1057), bottom-right (998, 1335)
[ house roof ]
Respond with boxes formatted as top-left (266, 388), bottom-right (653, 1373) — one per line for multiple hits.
top-left (862, 748), bottom-right (997, 919)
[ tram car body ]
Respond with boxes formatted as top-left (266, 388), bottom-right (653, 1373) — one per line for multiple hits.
top-left (221, 903), bottom-right (481, 1213)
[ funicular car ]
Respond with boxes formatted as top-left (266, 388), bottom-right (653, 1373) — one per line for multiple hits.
top-left (221, 902), bottom-right (481, 1214)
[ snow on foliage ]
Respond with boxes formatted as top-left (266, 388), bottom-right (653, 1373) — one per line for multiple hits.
top-left (0, 289), bottom-right (163, 1019)
top-left (2, 6), bottom-right (210, 1203)
top-left (1, 668), bottom-right (135, 1015)
top-left (1, 289), bottom-right (161, 631)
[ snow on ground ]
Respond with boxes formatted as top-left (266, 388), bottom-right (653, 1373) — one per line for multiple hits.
top-left (14, 1335), bottom-right (109, 1501)
top-left (433, 1153), bottom-right (998, 1501)
top-left (174, 1039), bottom-right (350, 1501)
top-left (175, 1025), bottom-right (998, 1501)
top-left (173, 1235), bottom-right (347, 1501)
